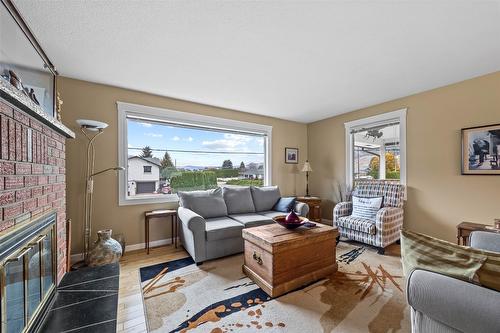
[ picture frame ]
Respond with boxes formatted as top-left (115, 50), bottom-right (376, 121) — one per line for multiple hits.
top-left (285, 147), bottom-right (299, 164)
top-left (461, 123), bottom-right (500, 175)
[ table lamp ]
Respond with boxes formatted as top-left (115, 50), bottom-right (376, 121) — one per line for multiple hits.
top-left (301, 160), bottom-right (313, 197)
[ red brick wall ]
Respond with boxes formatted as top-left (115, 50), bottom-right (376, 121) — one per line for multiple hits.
top-left (0, 99), bottom-right (67, 283)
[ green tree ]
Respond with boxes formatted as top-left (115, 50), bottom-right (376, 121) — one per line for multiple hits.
top-left (222, 159), bottom-right (233, 169)
top-left (160, 151), bottom-right (174, 168)
top-left (367, 152), bottom-right (400, 179)
top-left (141, 146), bottom-right (153, 158)
top-left (239, 161), bottom-right (246, 171)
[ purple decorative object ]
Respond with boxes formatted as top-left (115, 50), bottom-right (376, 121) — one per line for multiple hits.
top-left (285, 210), bottom-right (300, 223)
top-left (273, 215), bottom-right (307, 230)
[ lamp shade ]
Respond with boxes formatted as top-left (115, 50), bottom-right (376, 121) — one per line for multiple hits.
top-left (301, 161), bottom-right (312, 172)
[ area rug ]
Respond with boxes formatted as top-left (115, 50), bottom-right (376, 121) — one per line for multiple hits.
top-left (139, 242), bottom-right (410, 333)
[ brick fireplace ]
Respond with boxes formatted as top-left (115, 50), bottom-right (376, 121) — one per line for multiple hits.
top-left (0, 97), bottom-right (71, 283)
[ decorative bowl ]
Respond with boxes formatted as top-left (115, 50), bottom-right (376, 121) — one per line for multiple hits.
top-left (273, 215), bottom-right (308, 229)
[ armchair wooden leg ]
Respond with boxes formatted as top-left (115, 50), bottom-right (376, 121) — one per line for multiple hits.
top-left (377, 247), bottom-right (385, 255)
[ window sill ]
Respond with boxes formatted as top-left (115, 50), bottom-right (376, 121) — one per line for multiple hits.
top-left (119, 194), bottom-right (180, 206)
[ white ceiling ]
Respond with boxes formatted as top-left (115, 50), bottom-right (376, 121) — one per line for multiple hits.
top-left (13, 1), bottom-right (500, 123)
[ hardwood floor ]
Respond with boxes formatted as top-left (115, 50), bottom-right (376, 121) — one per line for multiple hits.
top-left (116, 245), bottom-right (188, 333)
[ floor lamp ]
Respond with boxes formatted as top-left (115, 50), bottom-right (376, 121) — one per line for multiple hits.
top-left (76, 119), bottom-right (124, 266)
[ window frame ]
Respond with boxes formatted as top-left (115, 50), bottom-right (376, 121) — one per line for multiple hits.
top-left (344, 108), bottom-right (407, 191)
top-left (143, 165), bottom-right (152, 173)
top-left (117, 101), bottom-right (273, 206)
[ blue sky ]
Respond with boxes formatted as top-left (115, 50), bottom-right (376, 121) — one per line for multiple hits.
top-left (127, 119), bottom-right (265, 167)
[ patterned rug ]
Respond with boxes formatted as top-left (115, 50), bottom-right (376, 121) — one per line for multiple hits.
top-left (139, 242), bottom-right (410, 333)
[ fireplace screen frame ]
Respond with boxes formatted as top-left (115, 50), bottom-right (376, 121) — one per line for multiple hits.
top-left (0, 212), bottom-right (57, 333)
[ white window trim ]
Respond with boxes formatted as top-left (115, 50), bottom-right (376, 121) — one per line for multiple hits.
top-left (344, 108), bottom-right (407, 192)
top-left (117, 101), bottom-right (273, 206)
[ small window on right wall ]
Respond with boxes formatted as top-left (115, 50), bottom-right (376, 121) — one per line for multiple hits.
top-left (344, 109), bottom-right (407, 189)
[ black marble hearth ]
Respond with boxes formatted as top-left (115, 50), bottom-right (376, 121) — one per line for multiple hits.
top-left (39, 263), bottom-right (120, 333)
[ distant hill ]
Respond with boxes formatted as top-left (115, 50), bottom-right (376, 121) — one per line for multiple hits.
top-left (178, 165), bottom-right (210, 171)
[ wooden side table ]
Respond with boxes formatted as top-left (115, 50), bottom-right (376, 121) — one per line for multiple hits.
top-left (457, 221), bottom-right (500, 246)
top-left (145, 209), bottom-right (178, 254)
top-left (296, 196), bottom-right (322, 222)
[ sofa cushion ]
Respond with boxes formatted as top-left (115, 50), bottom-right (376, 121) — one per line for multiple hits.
top-left (250, 186), bottom-right (281, 212)
top-left (205, 217), bottom-right (244, 241)
top-left (178, 188), bottom-right (228, 219)
top-left (336, 216), bottom-right (376, 235)
top-left (273, 197), bottom-right (296, 213)
top-left (229, 213), bottom-right (274, 228)
top-left (351, 195), bottom-right (383, 221)
top-left (259, 211), bottom-right (286, 219)
top-left (223, 186), bottom-right (256, 214)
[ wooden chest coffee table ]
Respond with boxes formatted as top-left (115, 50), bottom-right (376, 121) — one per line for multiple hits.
top-left (242, 223), bottom-right (338, 297)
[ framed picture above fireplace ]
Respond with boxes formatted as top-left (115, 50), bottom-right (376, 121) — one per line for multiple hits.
top-left (0, 0), bottom-right (57, 118)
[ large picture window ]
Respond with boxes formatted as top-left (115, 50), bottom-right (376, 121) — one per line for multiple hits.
top-left (117, 102), bottom-right (272, 205)
top-left (345, 109), bottom-right (407, 189)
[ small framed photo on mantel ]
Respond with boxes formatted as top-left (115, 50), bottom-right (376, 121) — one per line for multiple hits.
top-left (285, 147), bottom-right (298, 164)
top-left (461, 123), bottom-right (500, 175)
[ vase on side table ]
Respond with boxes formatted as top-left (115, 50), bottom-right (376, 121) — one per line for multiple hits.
top-left (87, 229), bottom-right (123, 267)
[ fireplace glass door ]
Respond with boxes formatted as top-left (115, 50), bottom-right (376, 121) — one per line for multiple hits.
top-left (1, 224), bottom-right (55, 333)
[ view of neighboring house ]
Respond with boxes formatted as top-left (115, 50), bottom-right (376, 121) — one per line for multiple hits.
top-left (239, 162), bottom-right (264, 180)
top-left (127, 156), bottom-right (161, 195)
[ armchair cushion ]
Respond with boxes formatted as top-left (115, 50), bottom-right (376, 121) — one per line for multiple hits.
top-left (178, 188), bottom-right (228, 219)
top-left (336, 216), bottom-right (376, 235)
top-left (250, 186), bottom-right (281, 212)
top-left (351, 195), bottom-right (383, 221)
top-left (223, 186), bottom-right (256, 214)
top-left (205, 217), bottom-right (244, 241)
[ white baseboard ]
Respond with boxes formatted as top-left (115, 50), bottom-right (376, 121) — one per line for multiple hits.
top-left (70, 237), bottom-right (174, 265)
top-left (125, 237), bottom-right (174, 251)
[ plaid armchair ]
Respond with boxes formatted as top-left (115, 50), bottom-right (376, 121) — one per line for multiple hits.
top-left (333, 180), bottom-right (405, 254)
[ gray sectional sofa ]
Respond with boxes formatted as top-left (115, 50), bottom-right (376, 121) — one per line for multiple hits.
top-left (177, 186), bottom-right (309, 264)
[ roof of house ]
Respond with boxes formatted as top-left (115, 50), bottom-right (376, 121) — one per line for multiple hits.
top-left (128, 155), bottom-right (161, 167)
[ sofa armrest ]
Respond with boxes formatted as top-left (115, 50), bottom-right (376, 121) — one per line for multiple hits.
top-left (178, 207), bottom-right (206, 233)
top-left (294, 201), bottom-right (309, 217)
top-left (333, 201), bottom-right (352, 224)
top-left (470, 231), bottom-right (500, 253)
top-left (407, 269), bottom-right (500, 333)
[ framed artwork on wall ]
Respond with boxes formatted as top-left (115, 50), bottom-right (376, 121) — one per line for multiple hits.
top-left (285, 147), bottom-right (298, 164)
top-left (461, 123), bottom-right (500, 175)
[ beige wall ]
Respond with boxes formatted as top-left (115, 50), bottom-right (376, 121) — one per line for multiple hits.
top-left (308, 71), bottom-right (500, 242)
top-left (59, 77), bottom-right (308, 254)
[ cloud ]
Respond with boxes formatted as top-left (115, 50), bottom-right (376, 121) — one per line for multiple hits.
top-left (256, 138), bottom-right (264, 146)
top-left (186, 136), bottom-right (193, 142)
top-left (202, 133), bottom-right (253, 151)
top-left (172, 136), bottom-right (180, 141)
top-left (144, 132), bottom-right (163, 138)
top-left (139, 122), bottom-right (152, 128)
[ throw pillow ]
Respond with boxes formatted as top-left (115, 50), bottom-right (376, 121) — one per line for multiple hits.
top-left (178, 187), bottom-right (228, 219)
top-left (350, 195), bottom-right (383, 221)
top-left (222, 186), bottom-right (256, 214)
top-left (250, 186), bottom-right (281, 212)
top-left (401, 230), bottom-right (500, 292)
top-left (273, 197), bottom-right (296, 212)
